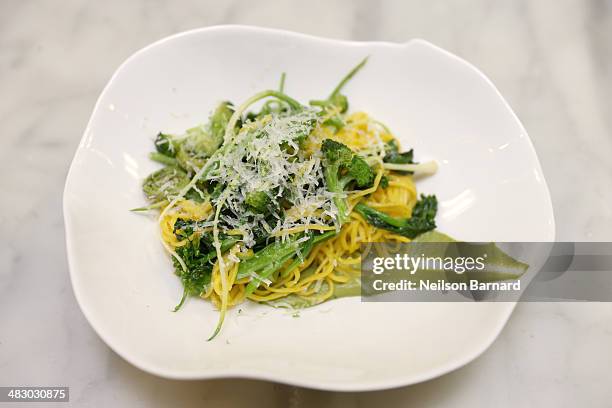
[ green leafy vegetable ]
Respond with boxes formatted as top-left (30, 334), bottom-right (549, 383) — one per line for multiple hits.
top-left (381, 140), bottom-right (439, 175)
top-left (355, 194), bottom-right (437, 239)
top-left (149, 152), bottom-right (178, 167)
top-left (321, 139), bottom-right (375, 224)
top-left (311, 93), bottom-right (348, 114)
top-left (209, 101), bottom-right (234, 143)
top-left (142, 166), bottom-right (190, 203)
top-left (172, 220), bottom-right (240, 311)
top-left (310, 57), bottom-right (368, 131)
top-left (176, 125), bottom-right (219, 170)
top-left (309, 57), bottom-right (368, 113)
top-left (347, 155), bottom-right (375, 188)
top-left (383, 140), bottom-right (414, 174)
top-left (379, 175), bottom-right (389, 188)
top-left (152, 102), bottom-right (235, 171)
top-left (154, 132), bottom-right (178, 157)
top-left (237, 231), bottom-right (336, 294)
top-left (244, 191), bottom-right (271, 213)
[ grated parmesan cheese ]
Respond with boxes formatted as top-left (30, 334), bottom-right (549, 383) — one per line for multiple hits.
top-left (198, 108), bottom-right (344, 248)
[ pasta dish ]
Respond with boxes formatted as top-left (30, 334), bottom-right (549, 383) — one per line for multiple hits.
top-left (134, 58), bottom-right (438, 338)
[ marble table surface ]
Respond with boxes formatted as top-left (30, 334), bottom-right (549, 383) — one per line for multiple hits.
top-left (1, 0), bottom-right (611, 406)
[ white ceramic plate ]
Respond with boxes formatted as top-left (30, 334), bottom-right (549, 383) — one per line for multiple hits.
top-left (64, 26), bottom-right (555, 391)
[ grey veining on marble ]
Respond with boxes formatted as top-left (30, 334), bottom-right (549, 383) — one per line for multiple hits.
top-left (0, 0), bottom-right (611, 407)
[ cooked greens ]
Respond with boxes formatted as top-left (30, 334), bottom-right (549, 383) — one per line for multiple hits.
top-left (355, 194), bottom-right (438, 239)
top-left (142, 166), bottom-right (190, 203)
top-left (321, 139), bottom-right (375, 224)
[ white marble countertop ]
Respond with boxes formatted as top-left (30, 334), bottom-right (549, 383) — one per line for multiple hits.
top-left (1, 1), bottom-right (611, 406)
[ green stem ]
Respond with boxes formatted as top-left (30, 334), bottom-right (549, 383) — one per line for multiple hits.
top-left (279, 72), bottom-right (286, 93)
top-left (245, 252), bottom-right (295, 295)
top-left (130, 201), bottom-right (166, 212)
top-left (242, 231), bottom-right (337, 294)
top-left (224, 90), bottom-right (303, 143)
top-left (172, 287), bottom-right (188, 312)
top-left (329, 57), bottom-right (368, 98)
top-left (149, 152), bottom-right (178, 166)
top-left (333, 197), bottom-right (349, 225)
top-left (354, 203), bottom-right (406, 227)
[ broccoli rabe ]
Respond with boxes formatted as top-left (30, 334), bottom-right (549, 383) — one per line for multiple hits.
top-left (354, 194), bottom-right (438, 239)
top-left (321, 139), bottom-right (375, 224)
top-left (151, 101), bottom-right (234, 171)
top-left (175, 126), bottom-right (218, 170)
top-left (309, 57), bottom-right (368, 131)
top-left (149, 151), bottom-right (178, 167)
top-left (309, 57), bottom-right (367, 113)
top-left (379, 175), bottom-right (389, 188)
top-left (179, 100), bottom-right (233, 169)
top-left (236, 231), bottom-right (336, 295)
top-left (172, 220), bottom-right (240, 311)
top-left (347, 155), bottom-right (375, 188)
top-left (310, 93), bottom-right (348, 114)
top-left (381, 140), bottom-right (415, 175)
top-left (244, 191), bottom-right (271, 213)
top-left (154, 132), bottom-right (178, 157)
top-left (383, 140), bottom-right (414, 164)
top-left (142, 166), bottom-right (190, 203)
top-left (209, 101), bottom-right (234, 142)
top-left (381, 140), bottom-right (438, 175)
